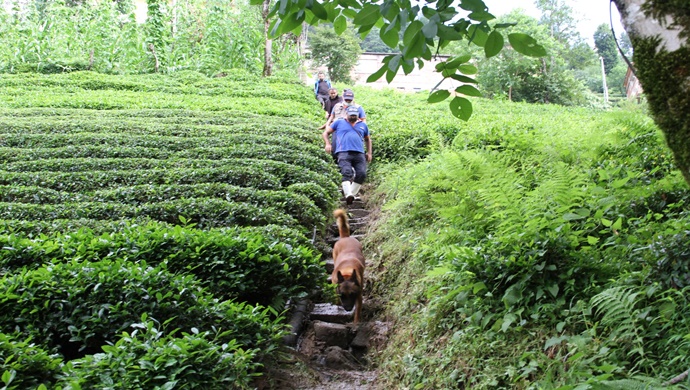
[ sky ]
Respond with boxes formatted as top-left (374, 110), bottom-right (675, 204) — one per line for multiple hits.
top-left (483, 0), bottom-right (625, 46)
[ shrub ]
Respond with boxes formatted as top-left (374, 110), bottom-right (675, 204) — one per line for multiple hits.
top-left (59, 320), bottom-right (261, 390)
top-left (0, 223), bottom-right (324, 308)
top-left (0, 333), bottom-right (62, 390)
top-left (0, 259), bottom-right (284, 361)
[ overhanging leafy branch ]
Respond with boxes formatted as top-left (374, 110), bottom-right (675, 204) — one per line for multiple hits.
top-left (253, 0), bottom-right (546, 120)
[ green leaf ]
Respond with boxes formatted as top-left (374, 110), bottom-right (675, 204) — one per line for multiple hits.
top-left (547, 283), bottom-right (559, 297)
top-left (611, 177), bottom-right (630, 188)
top-left (450, 96), bottom-right (473, 121)
top-left (3, 370), bottom-right (16, 385)
top-left (612, 217), bottom-right (622, 231)
top-left (277, 11), bottom-right (305, 35)
top-left (446, 54), bottom-right (471, 68)
top-left (402, 21), bottom-right (426, 59)
top-left (544, 336), bottom-right (566, 350)
top-left (494, 22), bottom-right (517, 28)
top-left (457, 64), bottom-right (478, 74)
top-left (402, 59), bottom-right (415, 74)
top-left (249, 0), bottom-right (263, 5)
top-left (467, 24), bottom-right (488, 47)
top-left (380, 24), bottom-right (399, 48)
top-left (503, 285), bottom-right (522, 307)
top-left (459, 0), bottom-right (487, 12)
top-left (468, 10), bottom-right (495, 22)
top-left (501, 313), bottom-right (516, 332)
top-left (366, 62), bottom-right (388, 82)
top-left (353, 3), bottom-right (381, 26)
top-left (508, 33), bottom-right (547, 57)
top-left (385, 69), bottom-right (396, 83)
top-left (562, 213), bottom-right (584, 221)
top-left (587, 236), bottom-right (599, 245)
top-left (556, 321), bottom-right (566, 333)
top-left (422, 15), bottom-right (439, 39)
top-left (601, 218), bottom-right (612, 227)
top-left (307, 0), bottom-right (328, 20)
top-left (450, 74), bottom-right (477, 83)
top-left (333, 15), bottom-right (346, 34)
top-left (382, 1), bottom-right (400, 20)
top-left (437, 24), bottom-right (464, 41)
top-left (402, 20), bottom-right (423, 46)
top-left (574, 207), bottom-right (590, 217)
top-left (472, 281), bottom-right (487, 294)
top-left (342, 8), bottom-right (357, 19)
top-left (484, 30), bottom-right (504, 58)
top-left (387, 55), bottom-right (401, 72)
top-left (428, 90), bottom-right (451, 103)
top-left (455, 85), bottom-right (481, 97)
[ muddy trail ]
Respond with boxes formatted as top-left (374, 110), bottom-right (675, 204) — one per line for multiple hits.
top-left (256, 193), bottom-right (391, 389)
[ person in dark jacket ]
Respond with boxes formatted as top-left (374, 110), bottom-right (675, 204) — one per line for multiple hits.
top-left (314, 71), bottom-right (332, 109)
top-left (319, 88), bottom-right (343, 129)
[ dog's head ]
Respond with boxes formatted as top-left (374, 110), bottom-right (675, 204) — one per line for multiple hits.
top-left (335, 269), bottom-right (361, 312)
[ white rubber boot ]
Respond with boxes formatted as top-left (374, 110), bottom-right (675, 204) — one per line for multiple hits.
top-left (350, 182), bottom-right (361, 198)
top-left (342, 181), bottom-right (355, 205)
top-left (342, 181), bottom-right (352, 199)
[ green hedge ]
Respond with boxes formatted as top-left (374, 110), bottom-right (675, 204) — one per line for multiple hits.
top-left (0, 258), bottom-right (285, 360)
top-left (0, 333), bottom-right (62, 390)
top-left (0, 159), bottom-right (336, 193)
top-left (1, 183), bottom-right (324, 228)
top-left (0, 199), bottom-right (300, 229)
top-left (0, 219), bottom-right (311, 247)
top-left (60, 321), bottom-right (262, 390)
top-left (0, 223), bottom-right (324, 307)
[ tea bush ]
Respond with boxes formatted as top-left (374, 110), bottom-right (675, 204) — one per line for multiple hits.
top-left (59, 321), bottom-right (262, 390)
top-left (0, 258), bottom-right (284, 360)
top-left (0, 333), bottom-right (62, 390)
top-left (0, 223), bottom-right (324, 307)
top-left (0, 71), bottom-right (338, 386)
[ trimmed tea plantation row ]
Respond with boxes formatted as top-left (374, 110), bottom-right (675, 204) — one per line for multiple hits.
top-left (0, 72), bottom-right (340, 389)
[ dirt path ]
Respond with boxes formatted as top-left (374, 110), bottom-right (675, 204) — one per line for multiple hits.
top-left (257, 193), bottom-right (390, 389)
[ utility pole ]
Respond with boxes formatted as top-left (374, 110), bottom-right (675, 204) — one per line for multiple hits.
top-left (600, 56), bottom-right (609, 103)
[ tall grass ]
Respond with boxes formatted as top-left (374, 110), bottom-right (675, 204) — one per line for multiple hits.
top-left (0, 0), bottom-right (298, 75)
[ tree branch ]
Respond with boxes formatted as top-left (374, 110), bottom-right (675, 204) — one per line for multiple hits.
top-left (664, 368), bottom-right (689, 386)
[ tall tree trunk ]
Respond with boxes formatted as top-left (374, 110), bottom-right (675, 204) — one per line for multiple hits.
top-left (262, 0), bottom-right (273, 77)
top-left (612, 0), bottom-right (690, 185)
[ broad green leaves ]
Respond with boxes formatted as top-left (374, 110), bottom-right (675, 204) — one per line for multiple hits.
top-left (508, 33), bottom-right (548, 57)
top-left (265, 0), bottom-right (546, 120)
top-left (485, 30), bottom-right (504, 58)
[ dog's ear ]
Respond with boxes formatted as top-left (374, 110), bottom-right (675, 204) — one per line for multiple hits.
top-left (337, 271), bottom-right (345, 283)
top-left (352, 269), bottom-right (360, 286)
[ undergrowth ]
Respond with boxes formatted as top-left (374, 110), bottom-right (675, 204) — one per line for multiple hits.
top-left (367, 99), bottom-right (689, 389)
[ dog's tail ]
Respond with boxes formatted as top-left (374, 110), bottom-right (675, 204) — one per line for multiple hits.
top-left (334, 208), bottom-right (350, 238)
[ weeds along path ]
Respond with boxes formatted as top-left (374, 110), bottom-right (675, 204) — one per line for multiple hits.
top-left (259, 188), bottom-right (391, 389)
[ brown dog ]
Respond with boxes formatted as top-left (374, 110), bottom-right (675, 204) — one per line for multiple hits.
top-left (331, 208), bottom-right (365, 324)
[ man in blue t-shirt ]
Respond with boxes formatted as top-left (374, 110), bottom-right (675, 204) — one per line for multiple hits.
top-left (322, 105), bottom-right (373, 205)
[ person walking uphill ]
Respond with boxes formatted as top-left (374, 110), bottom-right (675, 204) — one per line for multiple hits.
top-left (323, 105), bottom-right (373, 205)
top-left (314, 71), bottom-right (332, 110)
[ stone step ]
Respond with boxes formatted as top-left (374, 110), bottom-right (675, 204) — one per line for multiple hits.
top-left (346, 208), bottom-right (369, 219)
top-left (325, 258), bottom-right (334, 274)
top-left (328, 221), bottom-right (367, 235)
top-left (313, 320), bottom-right (353, 349)
top-left (310, 303), bottom-right (354, 324)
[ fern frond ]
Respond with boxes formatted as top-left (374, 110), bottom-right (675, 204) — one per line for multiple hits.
top-left (590, 286), bottom-right (647, 361)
